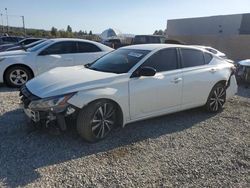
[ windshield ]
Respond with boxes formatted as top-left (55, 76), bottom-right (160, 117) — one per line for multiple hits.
top-left (27, 40), bottom-right (53, 52)
top-left (25, 39), bottom-right (46, 48)
top-left (88, 49), bottom-right (150, 74)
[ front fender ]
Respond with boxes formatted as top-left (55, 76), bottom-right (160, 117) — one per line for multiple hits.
top-left (68, 86), bottom-right (130, 126)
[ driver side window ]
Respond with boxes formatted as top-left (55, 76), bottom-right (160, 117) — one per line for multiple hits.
top-left (141, 48), bottom-right (179, 72)
top-left (40, 41), bottom-right (77, 55)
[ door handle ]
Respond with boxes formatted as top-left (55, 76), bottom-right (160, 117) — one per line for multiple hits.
top-left (210, 68), bottom-right (217, 73)
top-left (171, 78), bottom-right (182, 83)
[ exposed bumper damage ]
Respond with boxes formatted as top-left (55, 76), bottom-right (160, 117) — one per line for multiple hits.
top-left (20, 86), bottom-right (78, 130)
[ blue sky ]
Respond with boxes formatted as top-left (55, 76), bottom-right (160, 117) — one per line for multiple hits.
top-left (1, 0), bottom-right (250, 34)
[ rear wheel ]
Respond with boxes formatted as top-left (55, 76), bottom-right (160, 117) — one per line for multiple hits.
top-left (77, 100), bottom-right (117, 142)
top-left (205, 83), bottom-right (226, 112)
top-left (5, 66), bottom-right (33, 87)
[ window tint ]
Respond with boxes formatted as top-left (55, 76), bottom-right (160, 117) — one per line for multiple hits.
top-left (42, 41), bottom-right (77, 55)
top-left (181, 49), bottom-right (205, 68)
top-left (204, 53), bottom-right (213, 64)
top-left (142, 48), bottom-right (178, 72)
top-left (77, 42), bottom-right (101, 53)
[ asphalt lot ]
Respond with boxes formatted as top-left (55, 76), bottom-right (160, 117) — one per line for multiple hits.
top-left (0, 84), bottom-right (249, 187)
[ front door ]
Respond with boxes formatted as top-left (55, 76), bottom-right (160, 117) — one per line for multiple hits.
top-left (129, 48), bottom-right (182, 120)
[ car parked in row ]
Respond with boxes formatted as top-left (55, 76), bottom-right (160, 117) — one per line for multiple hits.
top-left (0, 38), bottom-right (43, 52)
top-left (5, 39), bottom-right (47, 51)
top-left (132, 35), bottom-right (183, 45)
top-left (0, 38), bottom-right (113, 87)
top-left (20, 44), bottom-right (237, 142)
top-left (236, 59), bottom-right (250, 83)
top-left (0, 36), bottom-right (23, 45)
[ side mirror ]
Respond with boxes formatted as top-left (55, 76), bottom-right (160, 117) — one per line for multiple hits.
top-left (135, 66), bottom-right (156, 77)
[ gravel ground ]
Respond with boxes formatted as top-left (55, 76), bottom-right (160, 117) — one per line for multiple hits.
top-left (0, 85), bottom-right (249, 187)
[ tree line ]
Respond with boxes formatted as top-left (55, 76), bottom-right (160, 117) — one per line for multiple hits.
top-left (0, 25), bottom-right (99, 41)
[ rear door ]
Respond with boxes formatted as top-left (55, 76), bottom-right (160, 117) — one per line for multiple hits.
top-left (179, 48), bottom-right (216, 108)
top-left (129, 48), bottom-right (182, 120)
top-left (35, 41), bottom-right (77, 74)
top-left (74, 42), bottom-right (107, 65)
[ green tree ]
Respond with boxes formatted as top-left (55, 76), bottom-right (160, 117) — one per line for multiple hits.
top-left (153, 29), bottom-right (164, 35)
top-left (89, 30), bottom-right (93, 35)
top-left (67, 25), bottom-right (72, 33)
top-left (51, 27), bottom-right (57, 37)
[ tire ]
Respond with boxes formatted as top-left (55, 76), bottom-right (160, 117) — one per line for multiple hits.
top-left (205, 83), bottom-right (226, 112)
top-left (76, 100), bottom-right (117, 142)
top-left (5, 66), bottom-right (33, 88)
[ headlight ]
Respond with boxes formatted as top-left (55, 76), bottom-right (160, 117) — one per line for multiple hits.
top-left (0, 57), bottom-right (5, 62)
top-left (28, 93), bottom-right (76, 112)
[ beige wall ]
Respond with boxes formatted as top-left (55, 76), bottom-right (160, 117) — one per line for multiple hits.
top-left (168, 35), bottom-right (250, 61)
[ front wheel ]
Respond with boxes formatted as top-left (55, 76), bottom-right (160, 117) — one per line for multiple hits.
top-left (77, 100), bottom-right (117, 142)
top-left (205, 83), bottom-right (226, 112)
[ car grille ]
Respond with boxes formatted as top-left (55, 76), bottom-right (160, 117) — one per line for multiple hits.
top-left (19, 85), bottom-right (40, 108)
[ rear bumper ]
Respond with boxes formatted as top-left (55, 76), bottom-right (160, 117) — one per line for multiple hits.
top-left (226, 75), bottom-right (238, 99)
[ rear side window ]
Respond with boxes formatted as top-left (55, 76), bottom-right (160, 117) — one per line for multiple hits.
top-left (181, 49), bottom-right (205, 68)
top-left (142, 48), bottom-right (178, 72)
top-left (77, 42), bottom-right (101, 53)
top-left (42, 41), bottom-right (77, 55)
top-left (204, 53), bottom-right (213, 64)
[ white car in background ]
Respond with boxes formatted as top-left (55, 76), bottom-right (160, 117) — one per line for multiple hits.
top-left (0, 38), bottom-right (113, 87)
top-left (20, 44), bottom-right (237, 142)
top-left (194, 45), bottom-right (234, 64)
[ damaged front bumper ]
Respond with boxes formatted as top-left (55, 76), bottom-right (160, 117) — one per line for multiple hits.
top-left (20, 86), bottom-right (78, 130)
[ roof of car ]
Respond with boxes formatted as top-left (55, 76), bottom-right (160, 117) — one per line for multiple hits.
top-left (193, 45), bottom-right (215, 49)
top-left (47, 38), bottom-right (113, 51)
top-left (49, 38), bottom-right (96, 42)
top-left (121, 44), bottom-right (206, 51)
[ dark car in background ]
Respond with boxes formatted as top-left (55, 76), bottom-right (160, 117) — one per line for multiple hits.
top-left (102, 39), bottom-right (122, 49)
top-left (6, 39), bottom-right (46, 51)
top-left (132, 35), bottom-right (183, 45)
top-left (0, 38), bottom-right (43, 52)
top-left (0, 36), bottom-right (23, 45)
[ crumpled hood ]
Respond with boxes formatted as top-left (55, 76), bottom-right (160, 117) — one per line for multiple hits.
top-left (26, 66), bottom-right (123, 98)
top-left (0, 50), bottom-right (28, 57)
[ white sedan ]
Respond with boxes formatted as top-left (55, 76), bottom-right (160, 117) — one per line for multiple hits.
top-left (194, 45), bottom-right (234, 64)
top-left (0, 38), bottom-right (113, 87)
top-left (20, 44), bottom-right (238, 142)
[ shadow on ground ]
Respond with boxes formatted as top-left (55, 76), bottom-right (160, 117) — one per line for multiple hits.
top-left (0, 84), bottom-right (18, 93)
top-left (0, 106), bottom-right (215, 187)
